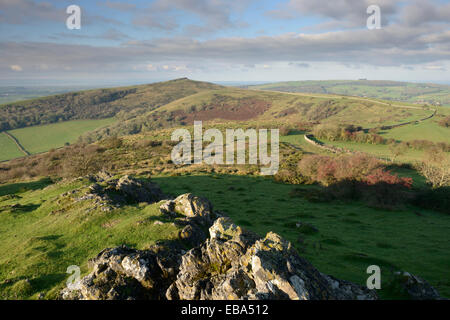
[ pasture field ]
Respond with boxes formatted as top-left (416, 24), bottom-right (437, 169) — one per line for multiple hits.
top-left (7, 118), bottom-right (116, 156)
top-left (0, 132), bottom-right (24, 162)
top-left (0, 177), bottom-right (181, 299)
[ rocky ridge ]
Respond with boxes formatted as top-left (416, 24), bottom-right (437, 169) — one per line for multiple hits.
top-left (61, 191), bottom-right (380, 300)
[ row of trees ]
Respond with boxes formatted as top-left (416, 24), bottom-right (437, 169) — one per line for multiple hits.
top-left (0, 89), bottom-right (135, 131)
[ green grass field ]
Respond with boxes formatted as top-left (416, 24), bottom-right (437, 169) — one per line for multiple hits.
top-left (6, 118), bottom-right (116, 157)
top-left (0, 174), bottom-right (449, 299)
top-left (280, 132), bottom-right (423, 163)
top-left (0, 177), bottom-right (181, 299)
top-left (0, 132), bottom-right (25, 162)
top-left (381, 119), bottom-right (450, 143)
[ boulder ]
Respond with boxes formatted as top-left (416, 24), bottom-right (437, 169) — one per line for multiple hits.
top-left (61, 244), bottom-right (182, 300)
top-left (172, 193), bottom-right (214, 223)
top-left (115, 175), bottom-right (164, 203)
top-left (391, 271), bottom-right (443, 300)
top-left (74, 175), bottom-right (164, 207)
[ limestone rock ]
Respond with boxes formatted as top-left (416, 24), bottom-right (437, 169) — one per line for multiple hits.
top-left (168, 218), bottom-right (377, 300)
top-left (61, 197), bottom-right (381, 301)
top-left (173, 193), bottom-right (213, 223)
top-left (61, 244), bottom-right (182, 300)
top-left (74, 174), bottom-right (164, 207)
top-left (115, 175), bottom-right (164, 203)
top-left (392, 271), bottom-right (443, 300)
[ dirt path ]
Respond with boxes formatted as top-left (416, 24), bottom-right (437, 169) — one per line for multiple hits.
top-left (2, 131), bottom-right (30, 156)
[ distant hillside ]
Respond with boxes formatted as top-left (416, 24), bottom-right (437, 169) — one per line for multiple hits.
top-left (0, 78), bottom-right (440, 161)
top-left (0, 86), bottom-right (95, 105)
top-left (247, 80), bottom-right (450, 106)
top-left (0, 78), bottom-right (221, 131)
top-left (79, 85), bottom-right (433, 143)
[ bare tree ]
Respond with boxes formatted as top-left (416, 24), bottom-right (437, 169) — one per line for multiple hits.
top-left (419, 148), bottom-right (450, 188)
top-left (389, 142), bottom-right (408, 163)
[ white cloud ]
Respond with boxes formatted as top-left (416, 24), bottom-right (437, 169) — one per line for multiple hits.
top-left (423, 65), bottom-right (446, 71)
top-left (10, 64), bottom-right (22, 71)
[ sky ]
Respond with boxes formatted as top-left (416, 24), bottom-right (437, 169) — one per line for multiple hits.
top-left (0, 0), bottom-right (449, 86)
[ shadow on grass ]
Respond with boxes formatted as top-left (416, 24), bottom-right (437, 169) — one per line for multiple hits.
top-left (0, 177), bottom-right (53, 197)
top-left (30, 273), bottom-right (67, 293)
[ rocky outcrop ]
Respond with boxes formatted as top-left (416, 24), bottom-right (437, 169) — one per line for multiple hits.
top-left (160, 193), bottom-right (217, 247)
top-left (73, 174), bottom-right (164, 208)
top-left (391, 271), bottom-right (443, 300)
top-left (166, 218), bottom-right (376, 300)
top-left (61, 194), bottom-right (378, 300)
top-left (115, 175), bottom-right (164, 203)
top-left (61, 244), bottom-right (182, 300)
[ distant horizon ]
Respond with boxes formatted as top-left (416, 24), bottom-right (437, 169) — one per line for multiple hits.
top-left (1, 78), bottom-right (450, 88)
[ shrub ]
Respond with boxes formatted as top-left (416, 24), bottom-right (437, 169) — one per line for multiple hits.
top-left (438, 116), bottom-right (450, 128)
top-left (418, 148), bottom-right (450, 188)
top-left (297, 154), bottom-right (383, 186)
top-left (389, 142), bottom-right (408, 162)
top-left (101, 136), bottom-right (122, 149)
top-left (411, 187), bottom-right (450, 214)
top-left (279, 126), bottom-right (292, 136)
top-left (363, 168), bottom-right (413, 189)
top-left (274, 169), bottom-right (308, 184)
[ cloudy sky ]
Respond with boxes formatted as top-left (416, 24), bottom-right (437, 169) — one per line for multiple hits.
top-left (1, 0), bottom-right (449, 85)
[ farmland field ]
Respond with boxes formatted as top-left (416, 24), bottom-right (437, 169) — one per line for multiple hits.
top-left (0, 132), bottom-right (25, 161)
top-left (6, 118), bottom-right (116, 157)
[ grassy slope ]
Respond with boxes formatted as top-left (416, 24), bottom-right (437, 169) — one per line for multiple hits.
top-left (143, 86), bottom-right (431, 126)
top-left (1, 174), bottom-right (449, 299)
top-left (0, 132), bottom-right (24, 161)
top-left (7, 118), bottom-right (116, 156)
top-left (0, 177), bottom-right (181, 299)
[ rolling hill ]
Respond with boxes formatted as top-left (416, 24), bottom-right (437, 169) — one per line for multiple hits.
top-left (247, 80), bottom-right (450, 107)
top-left (78, 83), bottom-right (436, 143)
top-left (1, 78), bottom-right (446, 163)
top-left (0, 78), bottom-right (221, 131)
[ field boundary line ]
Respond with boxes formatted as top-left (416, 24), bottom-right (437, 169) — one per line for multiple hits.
top-left (249, 88), bottom-right (431, 111)
top-left (303, 134), bottom-right (391, 162)
top-left (2, 131), bottom-right (30, 156)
